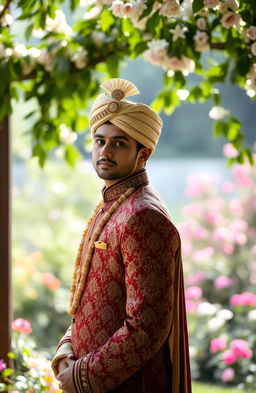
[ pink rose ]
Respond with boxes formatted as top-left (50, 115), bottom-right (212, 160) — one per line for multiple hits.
top-left (223, 143), bottom-right (238, 158)
top-left (187, 271), bottom-right (206, 286)
top-left (40, 272), bottom-right (61, 290)
top-left (222, 349), bottom-right (238, 364)
top-left (185, 286), bottom-right (202, 300)
top-left (185, 300), bottom-right (199, 313)
top-left (230, 339), bottom-right (253, 359)
top-left (193, 247), bottom-right (215, 262)
top-left (0, 359), bottom-right (6, 371)
top-left (230, 292), bottom-right (256, 307)
top-left (12, 318), bottom-right (32, 334)
top-left (210, 337), bottom-right (227, 353)
top-left (221, 11), bottom-right (240, 29)
top-left (221, 368), bottom-right (235, 382)
top-left (214, 275), bottom-right (234, 290)
top-left (221, 181), bottom-right (235, 193)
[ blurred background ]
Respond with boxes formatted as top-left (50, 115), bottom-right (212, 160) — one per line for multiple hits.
top-left (10, 4), bottom-right (256, 392)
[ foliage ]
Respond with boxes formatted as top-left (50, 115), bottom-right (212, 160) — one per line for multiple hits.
top-left (0, 0), bottom-right (255, 165)
top-left (180, 148), bottom-right (256, 391)
top-left (0, 323), bottom-right (60, 392)
top-left (12, 158), bottom-right (101, 350)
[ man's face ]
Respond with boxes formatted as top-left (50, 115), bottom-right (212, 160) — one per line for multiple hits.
top-left (92, 123), bottom-right (147, 186)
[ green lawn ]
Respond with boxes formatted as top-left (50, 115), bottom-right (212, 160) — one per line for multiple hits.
top-left (193, 382), bottom-right (246, 393)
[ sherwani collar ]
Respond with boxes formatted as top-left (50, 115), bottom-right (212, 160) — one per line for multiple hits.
top-left (102, 169), bottom-right (149, 203)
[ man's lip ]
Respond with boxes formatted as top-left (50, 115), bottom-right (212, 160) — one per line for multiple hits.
top-left (98, 161), bottom-right (115, 168)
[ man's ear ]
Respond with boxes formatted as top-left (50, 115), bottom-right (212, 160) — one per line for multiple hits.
top-left (138, 148), bottom-right (152, 164)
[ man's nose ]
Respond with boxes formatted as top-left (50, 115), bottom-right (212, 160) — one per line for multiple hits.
top-left (100, 142), bottom-right (112, 157)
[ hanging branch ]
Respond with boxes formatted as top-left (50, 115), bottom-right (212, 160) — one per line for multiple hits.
top-left (0, 0), bottom-right (12, 19)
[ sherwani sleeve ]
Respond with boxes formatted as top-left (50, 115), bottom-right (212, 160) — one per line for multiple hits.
top-left (51, 325), bottom-right (73, 377)
top-left (73, 208), bottom-right (179, 393)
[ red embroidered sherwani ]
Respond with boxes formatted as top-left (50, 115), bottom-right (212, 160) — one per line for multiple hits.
top-left (54, 169), bottom-right (191, 393)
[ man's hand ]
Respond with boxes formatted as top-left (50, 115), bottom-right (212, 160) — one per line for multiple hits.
top-left (57, 356), bottom-right (77, 393)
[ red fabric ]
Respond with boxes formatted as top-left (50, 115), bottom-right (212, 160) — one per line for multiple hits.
top-left (57, 170), bottom-right (192, 393)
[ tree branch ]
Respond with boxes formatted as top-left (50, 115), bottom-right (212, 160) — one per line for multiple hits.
top-left (210, 43), bottom-right (227, 50)
top-left (0, 0), bottom-right (12, 19)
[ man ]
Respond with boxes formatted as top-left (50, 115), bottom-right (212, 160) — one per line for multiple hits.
top-left (52, 78), bottom-right (191, 393)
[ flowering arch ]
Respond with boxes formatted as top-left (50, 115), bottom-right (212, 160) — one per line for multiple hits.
top-left (0, 0), bottom-right (255, 165)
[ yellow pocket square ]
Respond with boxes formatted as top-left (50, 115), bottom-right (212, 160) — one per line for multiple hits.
top-left (94, 241), bottom-right (108, 250)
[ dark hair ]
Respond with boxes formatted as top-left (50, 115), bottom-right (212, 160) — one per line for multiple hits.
top-left (136, 141), bottom-right (145, 152)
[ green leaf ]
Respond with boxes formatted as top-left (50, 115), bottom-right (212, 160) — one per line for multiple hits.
top-left (192, 0), bottom-right (204, 13)
top-left (139, 0), bottom-right (155, 20)
top-left (7, 352), bottom-right (16, 359)
top-left (25, 24), bottom-right (34, 41)
top-left (213, 121), bottom-right (229, 137)
top-left (146, 11), bottom-right (160, 36)
top-left (54, 56), bottom-right (71, 88)
top-left (76, 116), bottom-right (89, 132)
top-left (227, 117), bottom-right (241, 141)
top-left (2, 368), bottom-right (14, 378)
top-left (70, 0), bottom-right (80, 11)
top-left (101, 9), bottom-right (115, 32)
top-left (244, 148), bottom-right (254, 166)
top-left (106, 54), bottom-right (119, 78)
top-left (65, 145), bottom-right (80, 168)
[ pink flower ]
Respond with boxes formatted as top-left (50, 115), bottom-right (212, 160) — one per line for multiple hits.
top-left (221, 11), bottom-right (240, 29)
top-left (0, 359), bottom-right (6, 371)
top-left (187, 271), bottom-right (206, 286)
top-left (214, 276), bottom-right (235, 290)
top-left (223, 143), bottom-right (238, 158)
top-left (185, 286), bottom-right (202, 300)
top-left (232, 165), bottom-right (254, 188)
top-left (11, 318), bottom-right (32, 334)
top-left (221, 368), bottom-right (235, 383)
top-left (193, 247), bottom-right (215, 262)
top-left (204, 0), bottom-right (219, 8)
top-left (185, 300), bottom-right (199, 313)
top-left (40, 272), bottom-right (61, 290)
top-left (231, 340), bottom-right (253, 359)
top-left (221, 181), bottom-right (235, 193)
top-left (210, 338), bottom-right (227, 353)
top-left (222, 349), bottom-right (238, 364)
top-left (230, 292), bottom-right (256, 307)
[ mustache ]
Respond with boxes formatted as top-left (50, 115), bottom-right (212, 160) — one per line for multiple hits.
top-left (97, 158), bottom-right (116, 165)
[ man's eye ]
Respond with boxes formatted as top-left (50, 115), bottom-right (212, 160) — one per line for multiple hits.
top-left (96, 139), bottom-right (104, 145)
top-left (115, 141), bottom-right (124, 147)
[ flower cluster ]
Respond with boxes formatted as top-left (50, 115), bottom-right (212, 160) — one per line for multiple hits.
top-left (0, 319), bottom-right (60, 393)
top-left (182, 153), bottom-right (256, 390)
top-left (144, 39), bottom-right (195, 74)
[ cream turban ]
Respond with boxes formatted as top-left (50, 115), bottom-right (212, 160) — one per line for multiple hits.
top-left (89, 78), bottom-right (162, 151)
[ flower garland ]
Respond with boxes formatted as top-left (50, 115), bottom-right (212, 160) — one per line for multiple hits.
top-left (69, 186), bottom-right (135, 316)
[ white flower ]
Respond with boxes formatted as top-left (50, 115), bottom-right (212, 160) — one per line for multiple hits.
top-left (27, 47), bottom-right (41, 59)
top-left (217, 309), bottom-right (234, 320)
top-left (83, 6), bottom-right (101, 20)
top-left (37, 49), bottom-right (55, 72)
top-left (209, 106), bottom-right (229, 120)
top-left (110, 0), bottom-right (124, 18)
top-left (13, 43), bottom-right (28, 58)
top-left (0, 6), bottom-right (13, 26)
top-left (159, 0), bottom-right (181, 18)
top-left (32, 28), bottom-right (46, 38)
top-left (46, 9), bottom-right (72, 35)
top-left (144, 39), bottom-right (169, 66)
top-left (91, 31), bottom-right (105, 47)
top-left (248, 309), bottom-right (256, 321)
top-left (182, 0), bottom-right (193, 20)
top-left (219, 0), bottom-right (239, 13)
top-left (164, 55), bottom-right (195, 74)
top-left (196, 18), bottom-right (207, 30)
top-left (60, 124), bottom-right (77, 144)
top-left (251, 42), bottom-right (256, 56)
top-left (170, 25), bottom-right (188, 41)
top-left (204, 0), bottom-right (219, 9)
top-left (194, 31), bottom-right (209, 52)
top-left (246, 26), bottom-right (256, 41)
top-left (71, 47), bottom-right (88, 69)
top-left (197, 302), bottom-right (218, 316)
top-left (207, 316), bottom-right (225, 331)
top-left (221, 11), bottom-right (240, 29)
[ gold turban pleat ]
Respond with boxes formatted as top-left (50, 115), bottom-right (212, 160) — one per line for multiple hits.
top-left (89, 78), bottom-right (163, 151)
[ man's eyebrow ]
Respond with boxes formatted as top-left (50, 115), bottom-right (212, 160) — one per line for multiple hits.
top-left (94, 134), bottom-right (129, 141)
